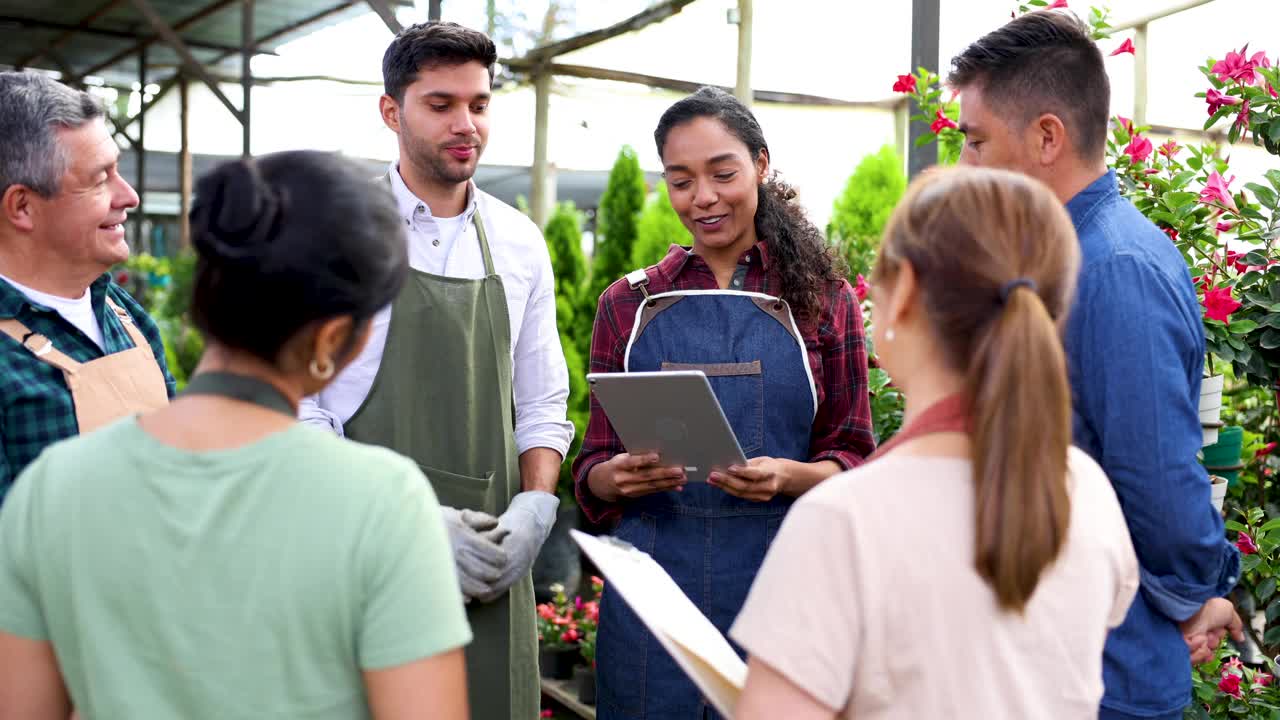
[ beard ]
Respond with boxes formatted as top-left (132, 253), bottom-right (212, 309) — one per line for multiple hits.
top-left (403, 125), bottom-right (480, 186)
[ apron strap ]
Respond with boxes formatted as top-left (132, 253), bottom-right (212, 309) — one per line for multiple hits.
top-left (472, 210), bottom-right (496, 277)
top-left (0, 318), bottom-right (84, 374)
top-left (869, 393), bottom-right (970, 460)
top-left (103, 296), bottom-right (151, 351)
top-left (182, 371), bottom-right (297, 417)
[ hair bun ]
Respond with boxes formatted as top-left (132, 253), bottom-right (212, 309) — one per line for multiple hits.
top-left (191, 159), bottom-right (286, 261)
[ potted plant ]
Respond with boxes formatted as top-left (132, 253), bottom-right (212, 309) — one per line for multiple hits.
top-left (574, 576), bottom-right (603, 704)
top-left (536, 583), bottom-right (581, 680)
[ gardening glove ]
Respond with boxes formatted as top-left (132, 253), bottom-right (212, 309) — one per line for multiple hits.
top-left (475, 490), bottom-right (560, 603)
top-left (442, 506), bottom-right (510, 603)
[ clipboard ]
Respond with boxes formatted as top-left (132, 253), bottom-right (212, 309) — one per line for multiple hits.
top-left (570, 529), bottom-right (746, 716)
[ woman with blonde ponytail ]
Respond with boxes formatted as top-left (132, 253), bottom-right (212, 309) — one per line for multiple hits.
top-left (729, 167), bottom-right (1139, 720)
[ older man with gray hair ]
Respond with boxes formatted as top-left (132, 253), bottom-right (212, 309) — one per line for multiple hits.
top-left (0, 71), bottom-right (174, 505)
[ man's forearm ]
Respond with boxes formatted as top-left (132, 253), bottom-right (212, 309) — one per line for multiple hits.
top-left (519, 447), bottom-right (563, 494)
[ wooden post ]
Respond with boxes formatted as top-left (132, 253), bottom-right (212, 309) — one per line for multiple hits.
top-left (486, 0), bottom-right (495, 36)
top-left (734, 0), bottom-right (752, 105)
top-left (429, 0), bottom-right (441, 21)
top-left (136, 43), bottom-right (147, 252)
top-left (530, 69), bottom-right (551, 228)
top-left (179, 76), bottom-right (192, 249)
top-left (1133, 23), bottom-right (1148, 127)
top-left (907, 0), bottom-right (940, 178)
top-left (241, 0), bottom-right (253, 157)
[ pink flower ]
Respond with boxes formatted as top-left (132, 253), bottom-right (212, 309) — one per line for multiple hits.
top-left (1224, 657), bottom-right (1244, 673)
top-left (1220, 673), bottom-right (1244, 698)
top-left (893, 74), bottom-right (917, 94)
top-left (1200, 171), bottom-right (1240, 213)
top-left (1226, 249), bottom-right (1251, 273)
top-left (1257, 442), bottom-right (1278, 459)
top-left (1270, 84), bottom-right (1279, 99)
top-left (537, 604), bottom-right (557, 620)
top-left (1159, 139), bottom-right (1180, 158)
top-left (1123, 135), bottom-right (1153, 163)
top-left (1203, 286), bottom-right (1242, 322)
top-left (591, 576), bottom-right (604, 588)
top-left (1218, 220), bottom-right (1236, 234)
top-left (1258, 673), bottom-right (1275, 688)
top-left (1111, 39), bottom-right (1135, 56)
top-left (1234, 99), bottom-right (1252, 132)
top-left (574, 596), bottom-right (584, 611)
top-left (1237, 531), bottom-right (1259, 555)
top-left (1047, 0), bottom-right (1068, 7)
top-left (561, 628), bottom-right (580, 644)
top-left (930, 108), bottom-right (958, 133)
top-left (1113, 116), bottom-right (1134, 135)
top-left (541, 710), bottom-right (554, 718)
top-left (1212, 46), bottom-right (1271, 85)
top-left (1164, 227), bottom-right (1179, 243)
top-left (1206, 87), bottom-right (1243, 116)
top-left (854, 274), bottom-right (870, 302)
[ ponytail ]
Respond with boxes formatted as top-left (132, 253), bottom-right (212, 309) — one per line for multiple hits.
top-left (874, 166), bottom-right (1080, 613)
top-left (968, 285), bottom-right (1072, 612)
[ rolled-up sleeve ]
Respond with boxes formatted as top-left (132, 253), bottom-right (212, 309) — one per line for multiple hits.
top-left (809, 282), bottom-right (876, 470)
top-left (1072, 254), bottom-right (1239, 623)
top-left (512, 240), bottom-right (574, 459)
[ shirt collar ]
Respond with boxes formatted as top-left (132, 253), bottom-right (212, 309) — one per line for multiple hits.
top-left (1065, 169), bottom-right (1118, 228)
top-left (0, 272), bottom-right (112, 319)
top-left (387, 160), bottom-right (478, 225)
top-left (654, 241), bottom-right (770, 283)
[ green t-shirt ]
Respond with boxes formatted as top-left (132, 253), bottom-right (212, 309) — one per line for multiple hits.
top-left (0, 417), bottom-right (470, 719)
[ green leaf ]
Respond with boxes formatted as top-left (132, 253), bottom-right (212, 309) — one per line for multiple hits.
top-left (1230, 320), bottom-right (1260, 333)
top-left (1188, 156), bottom-right (1204, 171)
top-left (1271, 121), bottom-right (1280, 145)
top-left (1266, 169), bottom-right (1280, 193)
top-left (1170, 171), bottom-right (1198, 189)
top-left (1246, 251), bottom-right (1269, 266)
top-left (1261, 577), bottom-right (1278, 603)
top-left (1163, 191), bottom-right (1199, 211)
top-left (1265, 313), bottom-right (1280, 328)
top-left (1261, 518), bottom-right (1280, 534)
top-left (1262, 328), bottom-right (1280, 349)
top-left (1268, 598), bottom-right (1280, 625)
top-left (1265, 624), bottom-right (1280, 646)
top-left (913, 134), bottom-right (936, 148)
top-left (1247, 182), bottom-right (1280, 209)
top-left (1227, 520), bottom-right (1250, 532)
top-left (1205, 108), bottom-right (1229, 130)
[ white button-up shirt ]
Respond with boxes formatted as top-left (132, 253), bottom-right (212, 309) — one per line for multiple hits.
top-left (298, 163), bottom-right (574, 459)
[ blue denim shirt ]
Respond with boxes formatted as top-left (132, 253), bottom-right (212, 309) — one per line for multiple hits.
top-left (1065, 170), bottom-right (1241, 717)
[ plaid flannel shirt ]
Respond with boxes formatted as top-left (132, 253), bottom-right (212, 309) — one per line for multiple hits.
top-left (570, 243), bottom-right (876, 524)
top-left (0, 274), bottom-right (175, 503)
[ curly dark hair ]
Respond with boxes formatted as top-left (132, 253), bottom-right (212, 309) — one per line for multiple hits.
top-left (654, 86), bottom-right (844, 321)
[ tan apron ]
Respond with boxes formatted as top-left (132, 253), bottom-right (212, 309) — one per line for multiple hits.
top-left (0, 297), bottom-right (169, 432)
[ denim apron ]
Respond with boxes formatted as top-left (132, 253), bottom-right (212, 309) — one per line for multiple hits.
top-left (595, 269), bottom-right (817, 720)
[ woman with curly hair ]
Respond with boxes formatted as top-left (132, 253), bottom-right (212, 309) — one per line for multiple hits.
top-left (570, 86), bottom-right (875, 720)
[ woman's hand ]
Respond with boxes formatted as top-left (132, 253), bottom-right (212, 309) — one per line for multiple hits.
top-left (709, 457), bottom-right (791, 502)
top-left (587, 453), bottom-right (687, 502)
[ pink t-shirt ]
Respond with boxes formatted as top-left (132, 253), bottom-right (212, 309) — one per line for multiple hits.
top-left (730, 448), bottom-right (1138, 719)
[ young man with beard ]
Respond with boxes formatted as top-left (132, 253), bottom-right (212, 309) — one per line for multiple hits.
top-left (299, 22), bottom-right (573, 720)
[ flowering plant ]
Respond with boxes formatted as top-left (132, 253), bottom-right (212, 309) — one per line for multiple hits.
top-left (1187, 644), bottom-right (1279, 719)
top-left (536, 583), bottom-right (583, 651)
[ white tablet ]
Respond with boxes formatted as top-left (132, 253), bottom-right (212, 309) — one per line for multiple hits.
top-left (587, 370), bottom-right (747, 483)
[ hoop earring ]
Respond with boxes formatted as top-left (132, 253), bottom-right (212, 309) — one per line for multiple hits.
top-left (309, 357), bottom-right (335, 381)
top-left (885, 328), bottom-right (896, 342)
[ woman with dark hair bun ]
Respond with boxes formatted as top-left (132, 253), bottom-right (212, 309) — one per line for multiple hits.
top-left (0, 151), bottom-right (471, 720)
top-left (571, 86), bottom-right (876, 720)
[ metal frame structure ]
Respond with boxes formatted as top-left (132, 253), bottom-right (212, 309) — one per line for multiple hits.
top-left (0, 0), bottom-right (408, 248)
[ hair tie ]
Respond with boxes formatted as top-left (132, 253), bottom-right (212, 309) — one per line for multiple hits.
top-left (999, 278), bottom-right (1038, 304)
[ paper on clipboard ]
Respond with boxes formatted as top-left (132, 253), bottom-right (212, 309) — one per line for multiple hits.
top-left (570, 529), bottom-right (746, 717)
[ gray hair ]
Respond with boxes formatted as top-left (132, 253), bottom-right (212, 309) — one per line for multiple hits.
top-left (0, 71), bottom-right (106, 198)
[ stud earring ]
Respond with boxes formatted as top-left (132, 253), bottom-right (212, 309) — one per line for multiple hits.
top-left (885, 328), bottom-right (896, 342)
top-left (309, 357), bottom-right (335, 380)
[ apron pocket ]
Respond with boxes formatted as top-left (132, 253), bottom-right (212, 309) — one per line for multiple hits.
top-left (418, 464), bottom-right (495, 514)
top-left (661, 361), bottom-right (764, 456)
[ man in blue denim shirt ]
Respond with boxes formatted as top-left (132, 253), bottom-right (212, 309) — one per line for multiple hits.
top-left (947, 10), bottom-right (1242, 719)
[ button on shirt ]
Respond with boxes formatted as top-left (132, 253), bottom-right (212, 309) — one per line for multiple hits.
top-left (1064, 171), bottom-right (1240, 717)
top-left (298, 163), bottom-right (574, 459)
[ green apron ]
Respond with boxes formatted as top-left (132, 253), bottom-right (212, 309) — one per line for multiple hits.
top-left (345, 202), bottom-right (537, 720)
